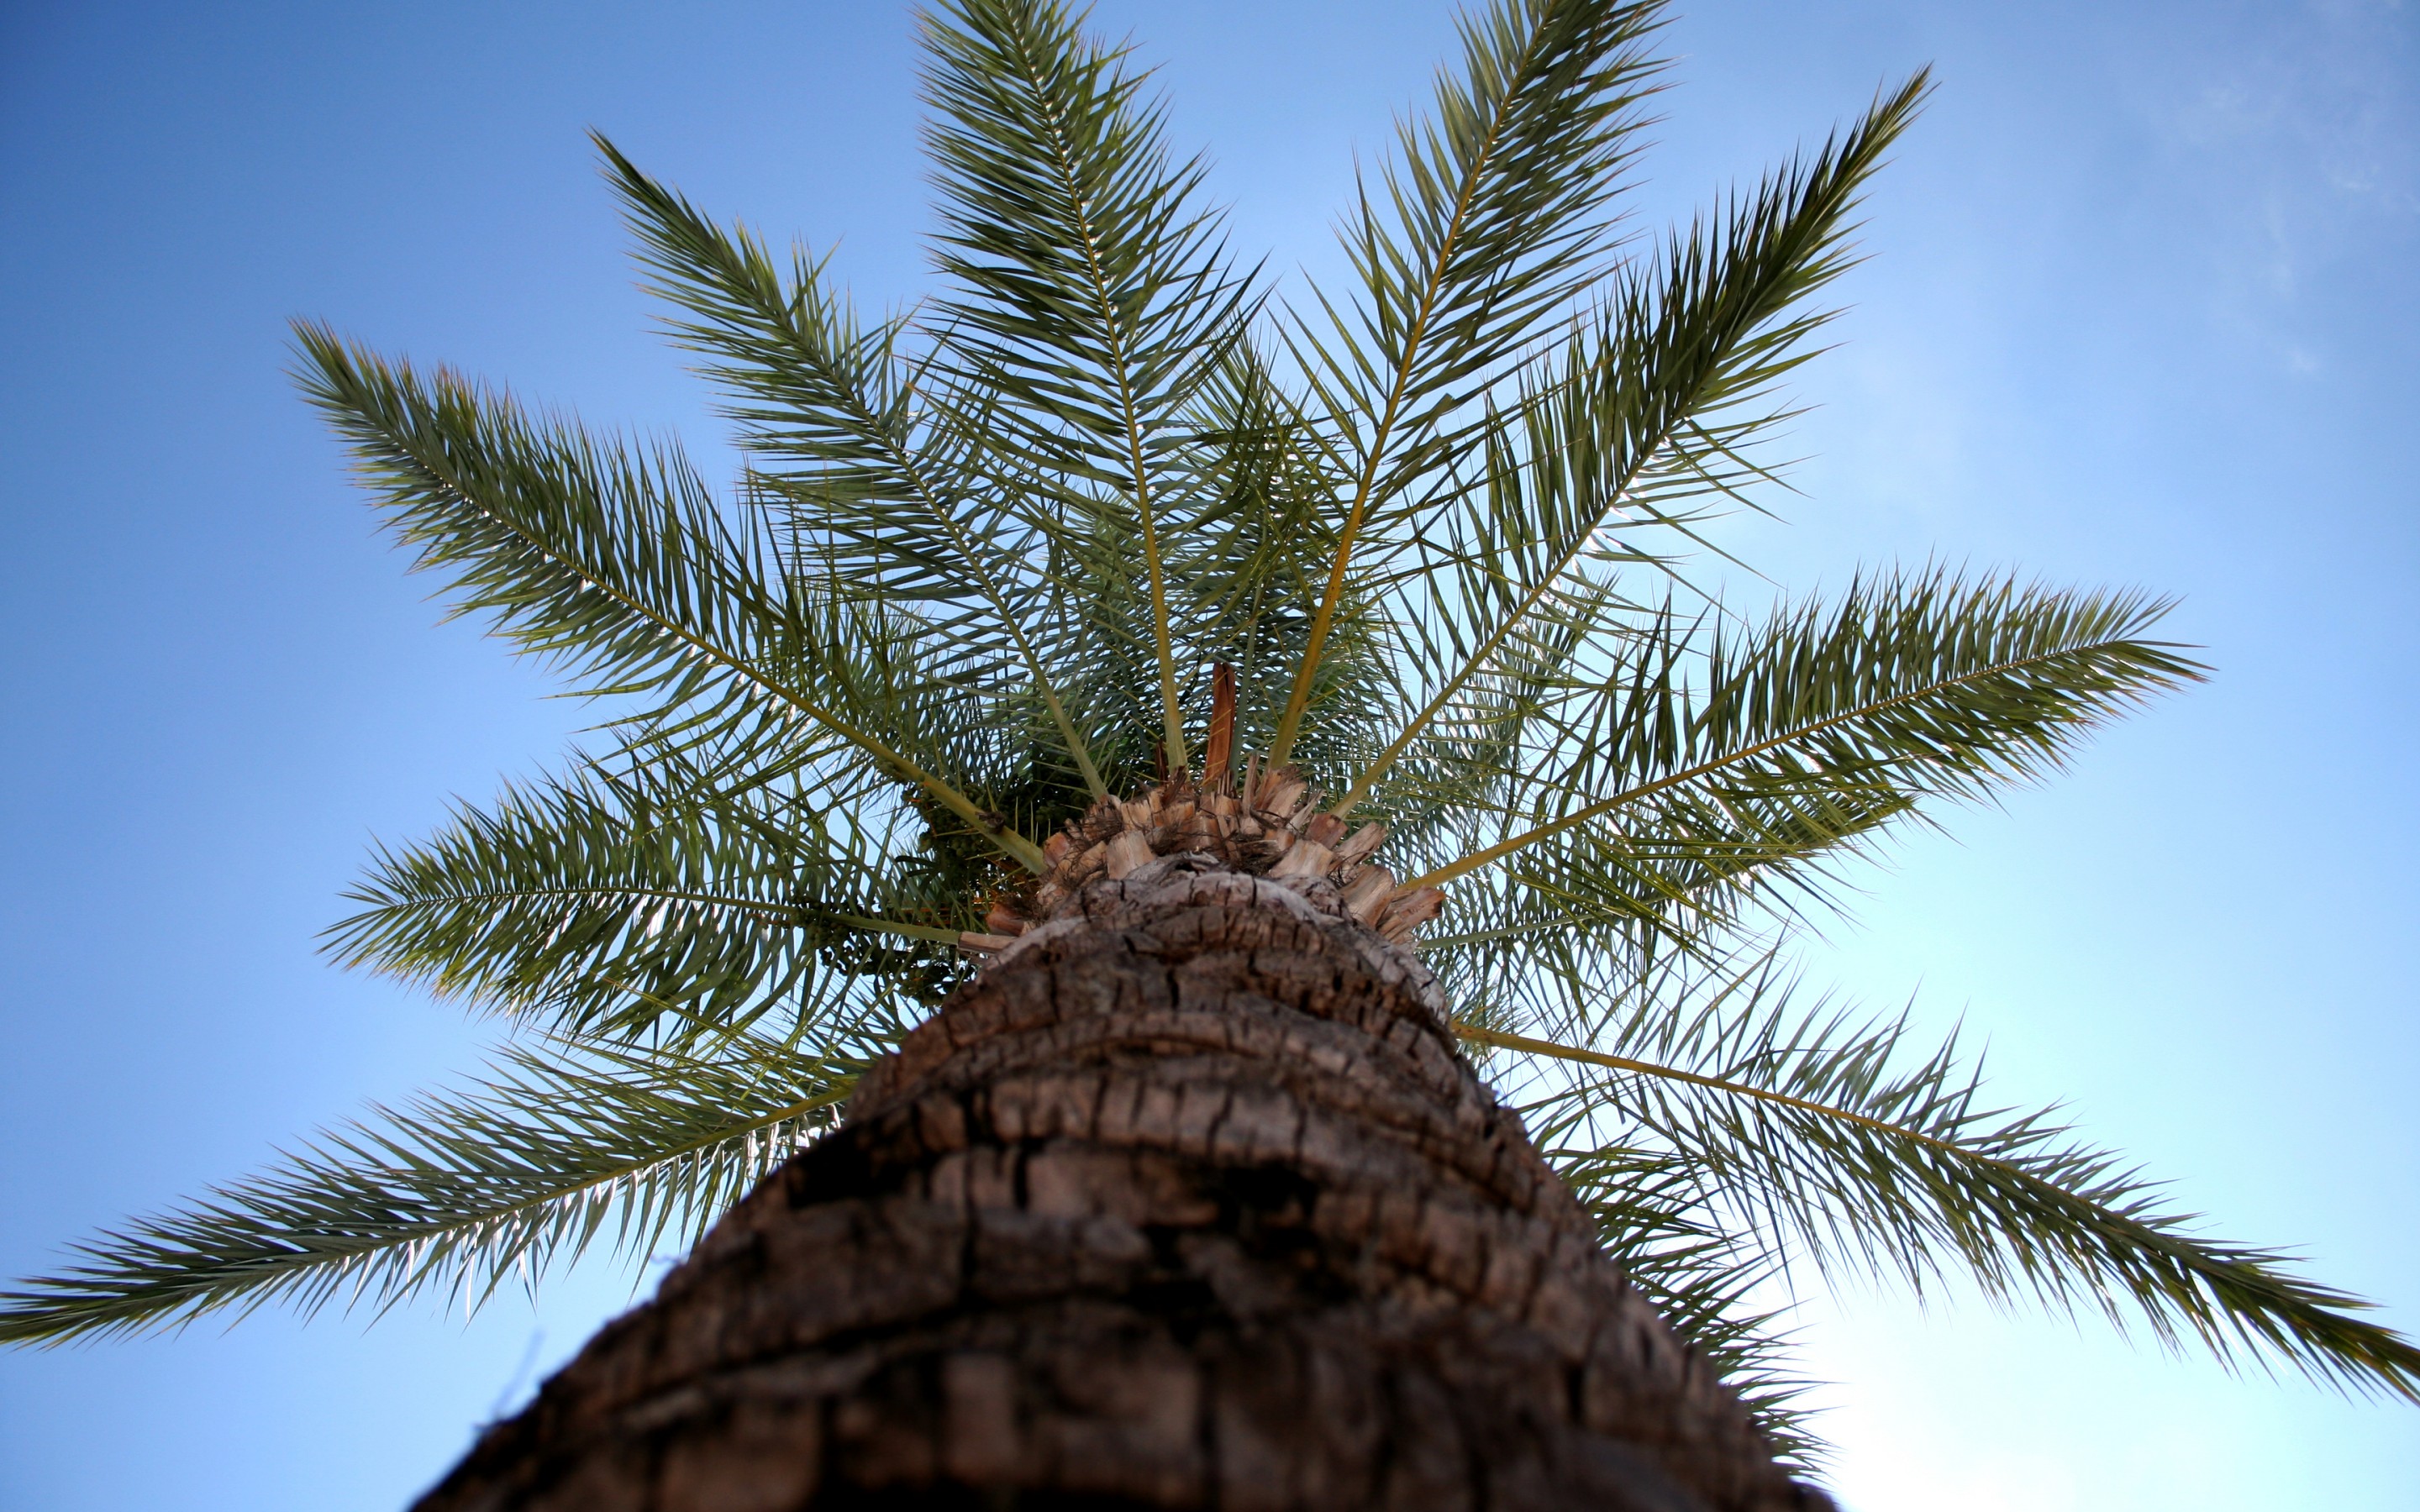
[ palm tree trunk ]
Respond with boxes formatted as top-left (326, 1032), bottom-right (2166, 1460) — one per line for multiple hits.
top-left (416, 857), bottom-right (1827, 1511)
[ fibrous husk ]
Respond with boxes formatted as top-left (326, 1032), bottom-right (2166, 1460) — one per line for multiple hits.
top-left (965, 769), bottom-right (1437, 957)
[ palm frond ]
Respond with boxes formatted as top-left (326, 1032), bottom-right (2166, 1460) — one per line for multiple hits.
top-left (1405, 573), bottom-right (2204, 894)
top-left (1468, 959), bottom-right (2420, 1402)
top-left (292, 326), bottom-right (1050, 874)
top-left (0, 1034), bottom-right (875, 1346)
top-left (597, 135), bottom-right (1110, 799)
top-left (1339, 70), bottom-right (1933, 816)
top-left (322, 748), bottom-right (960, 1044)
top-left (920, 0), bottom-right (1256, 774)
top-left (1554, 1139), bottom-right (1824, 1468)
top-left (1268, 0), bottom-right (1668, 766)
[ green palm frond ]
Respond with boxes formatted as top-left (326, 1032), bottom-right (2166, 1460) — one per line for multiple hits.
top-left (14, 0), bottom-right (2408, 1449)
top-left (597, 136), bottom-right (1113, 801)
top-left (0, 1033), bottom-right (873, 1346)
top-left (1340, 71), bottom-right (1932, 816)
top-left (922, 0), bottom-right (1258, 774)
top-left (1470, 953), bottom-right (2420, 1400)
top-left (1556, 1142), bottom-right (1822, 1469)
top-left (1270, 0), bottom-right (1670, 765)
top-left (324, 750), bottom-right (960, 1045)
top-left (292, 327), bottom-right (1050, 874)
top-left (1402, 574), bottom-right (2202, 895)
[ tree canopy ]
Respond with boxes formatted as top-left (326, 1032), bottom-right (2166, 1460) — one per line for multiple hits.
top-left (7, 0), bottom-right (2409, 1466)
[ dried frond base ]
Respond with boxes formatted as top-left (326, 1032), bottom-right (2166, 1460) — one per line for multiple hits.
top-left (414, 861), bottom-right (1826, 1512)
top-left (964, 768), bottom-right (1444, 958)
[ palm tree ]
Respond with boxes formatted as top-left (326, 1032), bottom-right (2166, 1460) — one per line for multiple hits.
top-left (7, 0), bottom-right (2412, 1505)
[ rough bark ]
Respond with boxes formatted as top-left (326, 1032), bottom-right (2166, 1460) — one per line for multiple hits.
top-left (415, 856), bottom-right (1828, 1511)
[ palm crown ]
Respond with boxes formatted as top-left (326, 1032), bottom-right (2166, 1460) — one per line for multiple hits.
top-left (7, 0), bottom-right (2411, 1464)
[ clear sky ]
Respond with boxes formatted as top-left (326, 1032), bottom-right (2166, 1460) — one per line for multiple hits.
top-left (2, 2), bottom-right (2413, 1507)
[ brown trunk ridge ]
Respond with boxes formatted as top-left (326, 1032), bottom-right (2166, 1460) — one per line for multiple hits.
top-left (415, 847), bottom-right (1830, 1511)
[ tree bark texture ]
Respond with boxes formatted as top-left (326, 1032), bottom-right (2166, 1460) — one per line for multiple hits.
top-left (416, 857), bottom-right (1829, 1511)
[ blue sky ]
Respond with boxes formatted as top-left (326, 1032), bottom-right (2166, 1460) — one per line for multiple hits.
top-left (1, 2), bottom-right (2413, 1507)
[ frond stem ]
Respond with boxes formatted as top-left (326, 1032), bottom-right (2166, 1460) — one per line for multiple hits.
top-left (820, 911), bottom-right (968, 947)
top-left (1455, 1020), bottom-right (1973, 1160)
top-left (363, 883), bottom-right (800, 929)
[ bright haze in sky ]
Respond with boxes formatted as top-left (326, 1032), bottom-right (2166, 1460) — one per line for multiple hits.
top-left (2, 2), bottom-right (2414, 1508)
